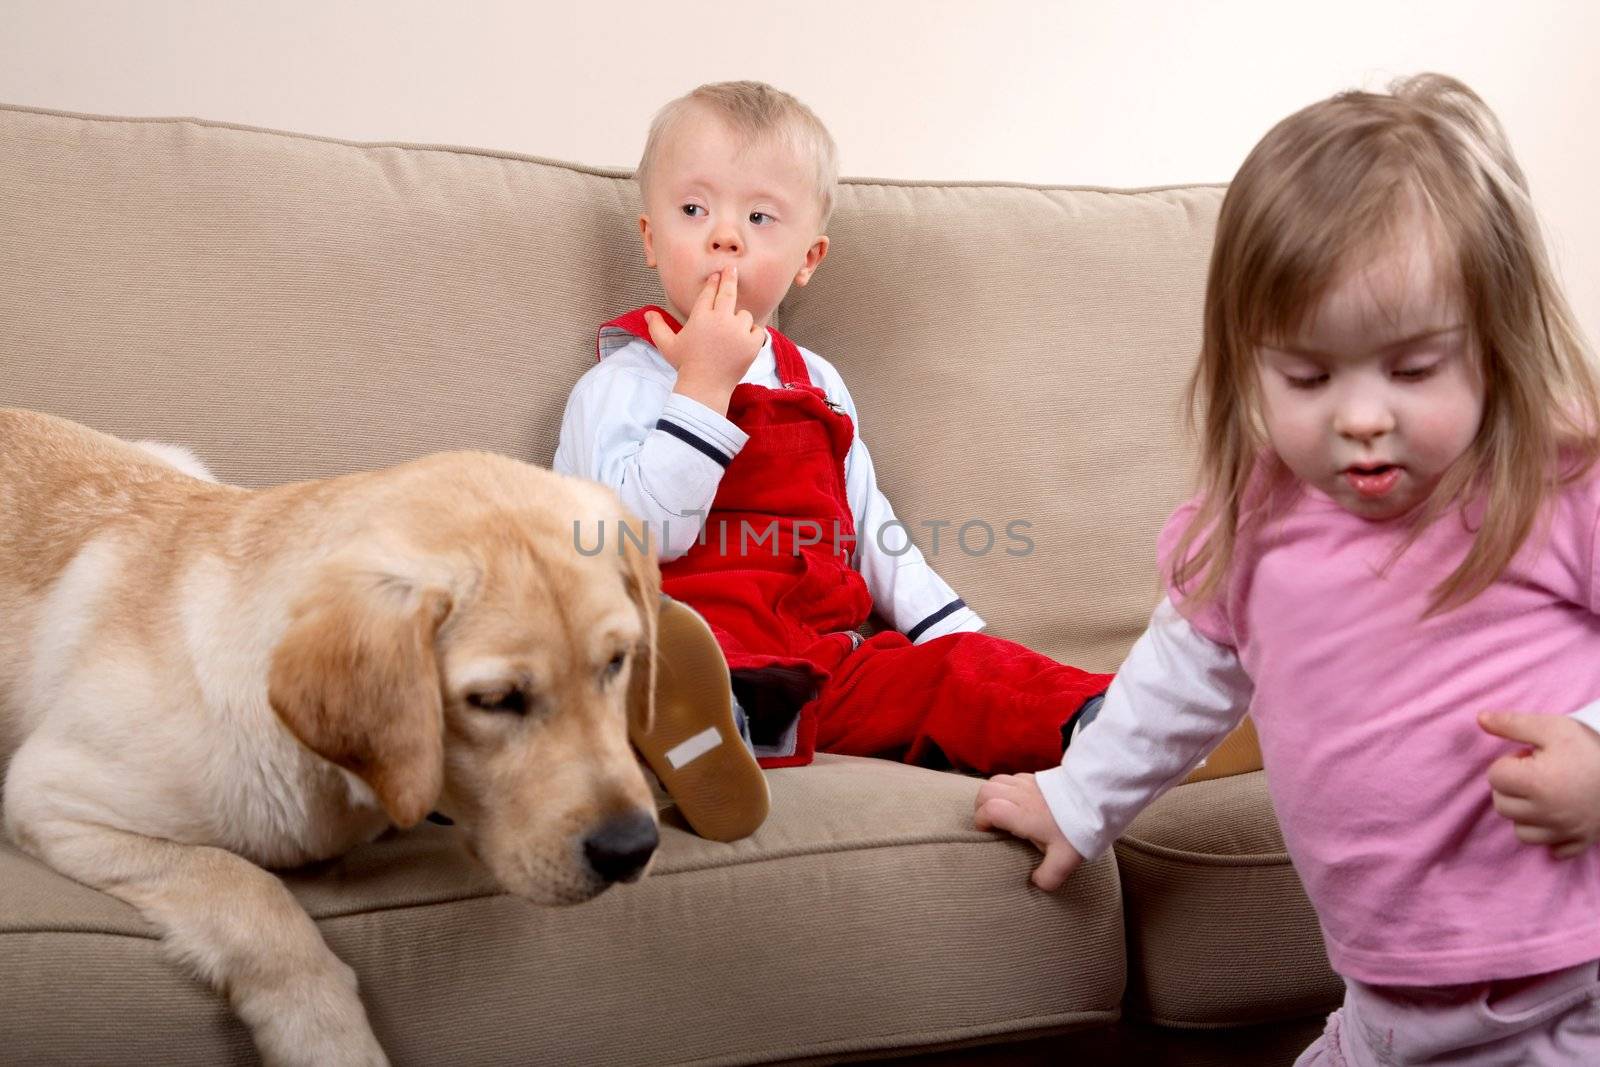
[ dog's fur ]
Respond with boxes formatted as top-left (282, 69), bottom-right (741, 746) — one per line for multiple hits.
top-left (0, 409), bottom-right (662, 1066)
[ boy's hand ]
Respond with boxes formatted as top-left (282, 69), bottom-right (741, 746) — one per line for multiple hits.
top-left (974, 772), bottom-right (1085, 890)
top-left (646, 268), bottom-right (764, 416)
top-left (1480, 711), bottom-right (1600, 860)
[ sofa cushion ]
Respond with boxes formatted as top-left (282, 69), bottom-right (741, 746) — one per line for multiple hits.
top-left (1115, 770), bottom-right (1344, 1028)
top-left (0, 103), bottom-right (659, 489)
top-left (782, 181), bottom-right (1222, 671)
top-left (0, 101), bottom-right (1331, 1056)
top-left (0, 754), bottom-right (1125, 1065)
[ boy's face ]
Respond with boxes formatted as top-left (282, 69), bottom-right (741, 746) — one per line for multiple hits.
top-left (639, 107), bottom-right (829, 331)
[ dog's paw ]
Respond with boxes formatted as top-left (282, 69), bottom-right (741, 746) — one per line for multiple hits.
top-left (238, 959), bottom-right (390, 1067)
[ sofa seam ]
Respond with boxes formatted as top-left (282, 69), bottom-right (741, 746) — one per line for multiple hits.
top-left (651, 828), bottom-right (1033, 868)
top-left (1134, 1006), bottom-right (1338, 1031)
top-left (0, 926), bottom-right (165, 941)
top-left (670, 1008), bottom-right (1122, 1066)
top-left (1115, 837), bottom-right (1293, 867)
top-left (1, 833), bottom-right (1084, 933)
top-left (0, 101), bottom-right (1227, 197)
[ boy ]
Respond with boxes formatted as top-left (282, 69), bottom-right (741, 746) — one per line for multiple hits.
top-left (555, 81), bottom-right (1110, 834)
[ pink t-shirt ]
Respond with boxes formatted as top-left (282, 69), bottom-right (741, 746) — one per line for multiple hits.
top-left (1161, 473), bottom-right (1600, 986)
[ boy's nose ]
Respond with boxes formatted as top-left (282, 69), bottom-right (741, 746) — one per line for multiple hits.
top-left (709, 225), bottom-right (742, 255)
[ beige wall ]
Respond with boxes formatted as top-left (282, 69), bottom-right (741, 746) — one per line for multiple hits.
top-left (2, 0), bottom-right (1595, 342)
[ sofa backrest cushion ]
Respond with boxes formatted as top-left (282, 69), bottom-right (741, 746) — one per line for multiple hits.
top-left (1, 103), bottom-right (1220, 668)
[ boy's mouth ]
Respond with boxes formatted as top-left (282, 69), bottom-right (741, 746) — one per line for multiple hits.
top-left (1344, 463), bottom-right (1402, 499)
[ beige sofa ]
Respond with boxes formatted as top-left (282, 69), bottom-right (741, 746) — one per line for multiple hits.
top-left (0, 102), bottom-right (1343, 1064)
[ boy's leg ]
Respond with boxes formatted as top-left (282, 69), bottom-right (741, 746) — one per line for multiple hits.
top-left (631, 598), bottom-right (769, 842)
top-left (808, 631), bottom-right (1113, 775)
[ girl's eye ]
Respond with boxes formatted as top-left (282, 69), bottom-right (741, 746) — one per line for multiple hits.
top-left (603, 651), bottom-right (628, 681)
top-left (749, 211), bottom-right (774, 226)
top-left (1284, 373), bottom-right (1328, 391)
top-left (467, 689), bottom-right (529, 715)
top-left (680, 204), bottom-right (706, 218)
top-left (1394, 363), bottom-right (1439, 382)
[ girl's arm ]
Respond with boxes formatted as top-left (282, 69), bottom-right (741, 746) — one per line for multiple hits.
top-left (977, 597), bottom-right (1253, 888)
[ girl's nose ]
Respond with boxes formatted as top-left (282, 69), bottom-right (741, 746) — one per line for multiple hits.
top-left (1334, 394), bottom-right (1396, 443)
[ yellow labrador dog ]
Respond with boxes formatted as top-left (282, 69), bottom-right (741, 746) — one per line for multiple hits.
top-left (0, 409), bottom-right (662, 1066)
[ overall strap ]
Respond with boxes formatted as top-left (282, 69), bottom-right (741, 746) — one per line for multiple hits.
top-left (596, 305), bottom-right (676, 361)
top-left (766, 325), bottom-right (815, 389)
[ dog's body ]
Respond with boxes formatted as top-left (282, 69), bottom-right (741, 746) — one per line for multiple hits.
top-left (0, 409), bottom-right (662, 1066)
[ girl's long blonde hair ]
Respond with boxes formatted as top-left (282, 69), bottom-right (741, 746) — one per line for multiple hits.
top-left (1173, 73), bottom-right (1600, 615)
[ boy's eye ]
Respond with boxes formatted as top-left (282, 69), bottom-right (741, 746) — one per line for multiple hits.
top-left (680, 204), bottom-right (706, 218)
top-left (749, 211), bottom-right (774, 226)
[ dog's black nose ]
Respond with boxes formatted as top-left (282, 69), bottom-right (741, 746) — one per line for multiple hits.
top-left (583, 812), bottom-right (659, 884)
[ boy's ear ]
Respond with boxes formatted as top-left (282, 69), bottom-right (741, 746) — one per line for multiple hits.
top-left (639, 214), bottom-right (657, 268)
top-left (793, 235), bottom-right (829, 287)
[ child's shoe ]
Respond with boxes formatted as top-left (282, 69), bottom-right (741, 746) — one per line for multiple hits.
top-left (1058, 692), bottom-right (1107, 753)
top-left (1183, 717), bottom-right (1265, 784)
top-left (632, 598), bottom-right (769, 842)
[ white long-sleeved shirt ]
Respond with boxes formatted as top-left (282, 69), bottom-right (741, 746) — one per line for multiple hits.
top-left (552, 331), bottom-right (984, 644)
top-left (1037, 597), bottom-right (1600, 864)
top-left (1034, 598), bottom-right (1251, 861)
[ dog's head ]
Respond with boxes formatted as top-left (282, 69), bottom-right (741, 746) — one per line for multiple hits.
top-left (266, 458), bottom-right (661, 905)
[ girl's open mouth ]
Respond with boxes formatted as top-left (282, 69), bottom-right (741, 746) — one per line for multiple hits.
top-left (1345, 464), bottom-right (1402, 499)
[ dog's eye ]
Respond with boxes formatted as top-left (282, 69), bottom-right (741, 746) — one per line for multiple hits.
top-left (603, 651), bottom-right (628, 681)
top-left (467, 689), bottom-right (528, 715)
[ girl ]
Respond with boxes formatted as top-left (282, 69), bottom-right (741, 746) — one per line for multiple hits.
top-left (977, 74), bottom-right (1600, 1065)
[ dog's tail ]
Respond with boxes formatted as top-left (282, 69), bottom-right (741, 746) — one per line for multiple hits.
top-left (132, 440), bottom-right (218, 483)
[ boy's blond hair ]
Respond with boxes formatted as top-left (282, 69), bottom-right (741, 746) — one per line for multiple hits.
top-left (1173, 73), bottom-right (1600, 616)
top-left (635, 80), bottom-right (839, 230)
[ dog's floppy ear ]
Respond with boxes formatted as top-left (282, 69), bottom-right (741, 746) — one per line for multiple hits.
top-left (267, 566), bottom-right (451, 828)
top-left (619, 524), bottom-right (661, 736)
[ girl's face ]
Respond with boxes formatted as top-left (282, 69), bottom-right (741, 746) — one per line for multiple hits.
top-left (1255, 217), bottom-right (1485, 521)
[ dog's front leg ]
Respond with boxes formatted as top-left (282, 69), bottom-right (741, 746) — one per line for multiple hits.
top-left (7, 815), bottom-right (389, 1067)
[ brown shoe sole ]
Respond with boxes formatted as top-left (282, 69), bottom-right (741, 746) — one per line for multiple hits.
top-left (1183, 716), bottom-right (1264, 784)
top-left (633, 599), bottom-right (770, 842)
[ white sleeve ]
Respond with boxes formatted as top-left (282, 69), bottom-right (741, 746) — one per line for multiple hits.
top-left (1033, 598), bottom-right (1254, 861)
top-left (819, 358), bottom-right (985, 643)
top-left (551, 342), bottom-right (748, 561)
top-left (1572, 701), bottom-right (1600, 735)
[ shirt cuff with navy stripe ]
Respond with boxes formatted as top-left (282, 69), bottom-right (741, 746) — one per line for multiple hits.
top-left (653, 393), bottom-right (748, 470)
top-left (906, 601), bottom-right (985, 644)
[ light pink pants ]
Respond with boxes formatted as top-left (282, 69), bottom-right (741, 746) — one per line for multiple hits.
top-left (1295, 961), bottom-right (1600, 1066)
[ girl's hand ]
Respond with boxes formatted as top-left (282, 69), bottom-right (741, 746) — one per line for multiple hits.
top-left (974, 772), bottom-right (1085, 890)
top-left (1480, 711), bottom-right (1600, 860)
top-left (646, 268), bottom-right (763, 416)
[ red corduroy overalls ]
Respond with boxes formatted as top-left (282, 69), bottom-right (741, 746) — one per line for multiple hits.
top-left (599, 307), bottom-right (1112, 771)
